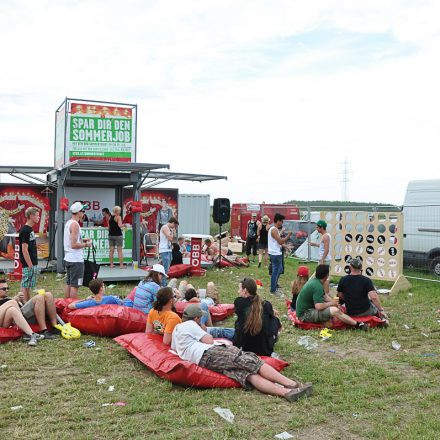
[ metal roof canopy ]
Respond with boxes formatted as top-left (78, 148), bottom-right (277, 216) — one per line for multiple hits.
top-left (141, 170), bottom-right (227, 188)
top-left (0, 165), bottom-right (57, 187)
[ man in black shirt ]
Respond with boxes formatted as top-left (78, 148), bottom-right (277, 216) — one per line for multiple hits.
top-left (337, 258), bottom-right (388, 323)
top-left (19, 207), bottom-right (40, 301)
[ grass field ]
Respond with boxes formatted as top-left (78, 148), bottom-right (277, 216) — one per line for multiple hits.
top-left (1, 259), bottom-right (439, 440)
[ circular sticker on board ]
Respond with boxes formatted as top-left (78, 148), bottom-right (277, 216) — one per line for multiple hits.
top-left (344, 255), bottom-right (352, 263)
top-left (377, 268), bottom-right (385, 278)
top-left (377, 257), bottom-right (385, 267)
top-left (377, 235), bottom-right (386, 244)
top-left (366, 235), bottom-right (374, 243)
top-left (366, 267), bottom-right (374, 276)
top-left (344, 265), bottom-right (351, 274)
top-left (355, 245), bottom-right (364, 254)
top-left (334, 265), bottom-right (342, 274)
top-left (345, 244), bottom-right (353, 253)
top-left (389, 236), bottom-right (397, 245)
top-left (356, 255), bottom-right (363, 263)
top-left (377, 246), bottom-right (385, 256)
top-left (389, 247), bottom-right (397, 256)
top-left (355, 234), bottom-right (364, 243)
top-left (389, 258), bottom-right (397, 267)
top-left (366, 245), bottom-right (374, 255)
top-left (345, 234), bottom-right (353, 242)
top-left (366, 256), bottom-right (374, 266)
top-left (388, 270), bottom-right (397, 279)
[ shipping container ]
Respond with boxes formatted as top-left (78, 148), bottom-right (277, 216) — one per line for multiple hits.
top-left (231, 203), bottom-right (300, 239)
top-left (178, 194), bottom-right (210, 235)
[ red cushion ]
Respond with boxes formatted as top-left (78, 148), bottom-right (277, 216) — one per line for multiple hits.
top-left (0, 324), bottom-right (45, 344)
top-left (217, 259), bottom-right (234, 268)
top-left (168, 264), bottom-right (192, 278)
top-left (174, 302), bottom-right (235, 322)
top-left (59, 304), bottom-right (147, 337)
top-left (286, 300), bottom-right (385, 329)
top-left (114, 332), bottom-right (288, 388)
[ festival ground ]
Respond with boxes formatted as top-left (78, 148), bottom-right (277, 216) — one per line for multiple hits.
top-left (1, 259), bottom-right (439, 440)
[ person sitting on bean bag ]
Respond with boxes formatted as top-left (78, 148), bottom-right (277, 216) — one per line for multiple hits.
top-left (0, 278), bottom-right (44, 346)
top-left (133, 264), bottom-right (167, 314)
top-left (182, 288), bottom-right (234, 340)
top-left (233, 277), bottom-right (281, 356)
top-left (290, 266), bottom-right (310, 311)
top-left (336, 258), bottom-right (389, 325)
top-left (145, 287), bottom-right (181, 345)
top-left (171, 304), bottom-right (312, 401)
top-left (68, 279), bottom-right (129, 309)
top-left (0, 278), bottom-right (59, 339)
top-left (296, 264), bottom-right (368, 330)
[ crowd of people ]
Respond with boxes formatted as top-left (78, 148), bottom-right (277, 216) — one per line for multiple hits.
top-left (1, 205), bottom-right (390, 400)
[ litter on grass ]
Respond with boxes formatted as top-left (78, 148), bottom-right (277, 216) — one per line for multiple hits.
top-left (327, 349), bottom-right (336, 353)
top-left (420, 353), bottom-right (437, 357)
top-left (83, 340), bottom-right (96, 348)
top-left (97, 378), bottom-right (107, 385)
top-left (403, 324), bottom-right (410, 330)
top-left (298, 336), bottom-right (318, 350)
top-left (1, 364), bottom-right (7, 369)
top-left (102, 402), bottom-right (126, 407)
top-left (421, 333), bottom-right (429, 338)
top-left (213, 407), bottom-right (234, 424)
top-left (275, 432), bottom-right (294, 439)
top-left (391, 341), bottom-right (401, 351)
top-left (108, 386), bottom-right (115, 392)
top-left (107, 284), bottom-right (116, 290)
top-left (377, 289), bottom-right (390, 294)
top-left (319, 328), bottom-right (333, 340)
top-left (10, 406), bottom-right (23, 411)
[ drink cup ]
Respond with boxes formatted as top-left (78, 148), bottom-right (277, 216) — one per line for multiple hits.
top-left (133, 261), bottom-right (139, 270)
top-left (198, 288), bottom-right (206, 299)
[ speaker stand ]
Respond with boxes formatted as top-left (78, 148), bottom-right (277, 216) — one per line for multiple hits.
top-left (218, 223), bottom-right (222, 266)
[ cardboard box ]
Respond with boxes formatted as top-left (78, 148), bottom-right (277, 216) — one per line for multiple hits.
top-left (228, 242), bottom-right (243, 253)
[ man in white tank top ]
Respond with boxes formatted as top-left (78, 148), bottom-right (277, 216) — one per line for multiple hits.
top-left (268, 213), bottom-right (292, 296)
top-left (64, 202), bottom-right (92, 299)
top-left (159, 216), bottom-right (179, 286)
top-left (310, 220), bottom-right (331, 265)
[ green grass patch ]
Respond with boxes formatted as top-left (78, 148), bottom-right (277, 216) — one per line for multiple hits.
top-left (1, 259), bottom-right (439, 439)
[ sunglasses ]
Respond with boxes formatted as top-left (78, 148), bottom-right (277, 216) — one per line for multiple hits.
top-left (0, 287), bottom-right (9, 291)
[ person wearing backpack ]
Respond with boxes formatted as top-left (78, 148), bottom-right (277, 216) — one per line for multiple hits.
top-left (233, 277), bottom-right (281, 356)
top-left (245, 213), bottom-right (260, 263)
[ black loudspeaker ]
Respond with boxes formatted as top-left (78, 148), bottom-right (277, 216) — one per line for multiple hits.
top-left (213, 198), bottom-right (230, 224)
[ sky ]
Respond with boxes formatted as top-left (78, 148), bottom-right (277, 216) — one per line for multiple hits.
top-left (1, 0), bottom-right (439, 206)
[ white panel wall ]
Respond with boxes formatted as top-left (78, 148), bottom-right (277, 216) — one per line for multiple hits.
top-left (178, 194), bottom-right (210, 235)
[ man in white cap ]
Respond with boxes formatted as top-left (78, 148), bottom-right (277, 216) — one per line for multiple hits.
top-left (64, 201), bottom-right (92, 299)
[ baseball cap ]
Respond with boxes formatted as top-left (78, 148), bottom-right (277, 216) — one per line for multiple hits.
top-left (297, 266), bottom-right (309, 277)
top-left (251, 213), bottom-right (257, 217)
top-left (182, 303), bottom-right (208, 321)
top-left (70, 201), bottom-right (87, 213)
top-left (151, 264), bottom-right (168, 277)
top-left (316, 220), bottom-right (327, 229)
top-left (262, 215), bottom-right (269, 224)
top-left (350, 257), bottom-right (362, 270)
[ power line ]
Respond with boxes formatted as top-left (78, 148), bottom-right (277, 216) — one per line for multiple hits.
top-left (340, 157), bottom-right (351, 201)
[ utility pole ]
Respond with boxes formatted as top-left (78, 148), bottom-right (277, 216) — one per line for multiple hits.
top-left (341, 157), bottom-right (351, 201)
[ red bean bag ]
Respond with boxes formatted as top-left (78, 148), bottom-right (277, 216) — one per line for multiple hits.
top-left (286, 301), bottom-right (385, 329)
top-left (188, 267), bottom-right (206, 277)
top-left (174, 302), bottom-right (235, 322)
top-left (56, 302), bottom-right (147, 337)
top-left (114, 332), bottom-right (289, 388)
top-left (217, 259), bottom-right (234, 268)
top-left (0, 324), bottom-right (45, 344)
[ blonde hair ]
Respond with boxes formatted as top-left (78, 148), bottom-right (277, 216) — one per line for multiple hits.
top-left (291, 275), bottom-right (309, 296)
top-left (112, 206), bottom-right (121, 215)
top-left (25, 207), bottom-right (39, 219)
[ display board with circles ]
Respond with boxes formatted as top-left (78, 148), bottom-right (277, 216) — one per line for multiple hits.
top-left (321, 211), bottom-right (403, 282)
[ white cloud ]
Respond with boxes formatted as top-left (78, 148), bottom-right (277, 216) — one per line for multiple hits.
top-left (1, 0), bottom-right (439, 205)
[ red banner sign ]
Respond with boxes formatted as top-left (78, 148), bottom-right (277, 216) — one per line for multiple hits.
top-left (190, 237), bottom-right (202, 269)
